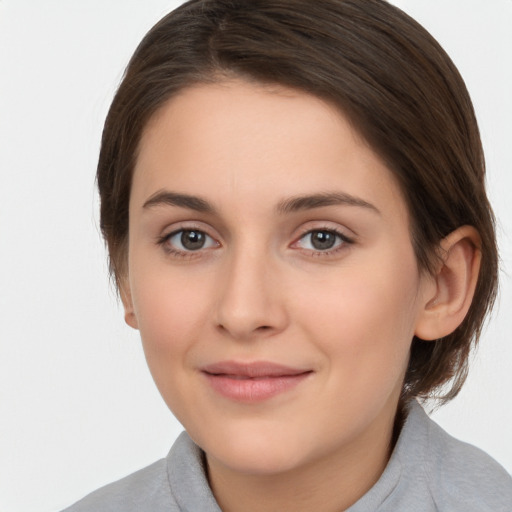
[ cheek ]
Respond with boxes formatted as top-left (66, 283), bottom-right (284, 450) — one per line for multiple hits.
top-left (128, 268), bottom-right (216, 419)
top-left (130, 265), bottom-right (213, 364)
top-left (296, 252), bottom-right (421, 383)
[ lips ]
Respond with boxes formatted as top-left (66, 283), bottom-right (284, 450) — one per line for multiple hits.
top-left (201, 361), bottom-right (312, 402)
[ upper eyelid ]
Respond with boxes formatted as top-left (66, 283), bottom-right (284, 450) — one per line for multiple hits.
top-left (161, 227), bottom-right (218, 244)
top-left (156, 221), bottom-right (355, 246)
top-left (294, 228), bottom-right (353, 246)
top-left (169, 229), bottom-right (218, 244)
top-left (159, 221), bottom-right (218, 238)
top-left (157, 228), bottom-right (219, 258)
top-left (294, 222), bottom-right (355, 240)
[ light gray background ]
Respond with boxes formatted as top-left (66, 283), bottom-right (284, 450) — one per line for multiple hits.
top-left (0, 1), bottom-right (511, 511)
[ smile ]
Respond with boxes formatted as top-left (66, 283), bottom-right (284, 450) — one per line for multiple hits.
top-left (200, 361), bottom-right (313, 402)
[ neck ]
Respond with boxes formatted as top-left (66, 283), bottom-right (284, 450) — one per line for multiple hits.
top-left (206, 402), bottom-right (400, 512)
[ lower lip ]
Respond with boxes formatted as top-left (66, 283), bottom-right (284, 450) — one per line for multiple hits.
top-left (203, 373), bottom-right (311, 402)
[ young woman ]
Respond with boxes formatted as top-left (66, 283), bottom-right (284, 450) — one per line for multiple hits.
top-left (62, 0), bottom-right (512, 510)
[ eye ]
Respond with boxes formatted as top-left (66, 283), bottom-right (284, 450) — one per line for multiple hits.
top-left (164, 229), bottom-right (218, 252)
top-left (295, 229), bottom-right (351, 252)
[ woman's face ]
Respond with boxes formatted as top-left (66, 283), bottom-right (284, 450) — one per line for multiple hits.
top-left (125, 80), bottom-right (434, 477)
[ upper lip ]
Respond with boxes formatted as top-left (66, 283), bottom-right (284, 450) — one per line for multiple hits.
top-left (201, 361), bottom-right (312, 378)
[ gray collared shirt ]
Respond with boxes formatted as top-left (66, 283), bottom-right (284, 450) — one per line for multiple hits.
top-left (62, 401), bottom-right (512, 511)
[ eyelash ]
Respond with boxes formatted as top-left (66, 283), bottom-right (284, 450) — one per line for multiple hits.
top-left (293, 227), bottom-right (354, 256)
top-left (156, 226), bottom-right (354, 259)
top-left (156, 225), bottom-right (217, 259)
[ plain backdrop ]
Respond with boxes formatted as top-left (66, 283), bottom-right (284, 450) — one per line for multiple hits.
top-left (0, 1), bottom-right (511, 511)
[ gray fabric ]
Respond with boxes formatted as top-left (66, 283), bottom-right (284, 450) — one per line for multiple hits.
top-left (62, 401), bottom-right (512, 511)
top-left (346, 402), bottom-right (512, 511)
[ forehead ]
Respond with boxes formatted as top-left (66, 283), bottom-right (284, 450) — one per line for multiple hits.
top-left (132, 80), bottom-right (408, 224)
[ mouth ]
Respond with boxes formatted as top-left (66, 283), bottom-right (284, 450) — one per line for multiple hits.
top-left (200, 361), bottom-right (313, 402)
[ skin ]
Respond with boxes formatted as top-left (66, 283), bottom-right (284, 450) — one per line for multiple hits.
top-left (122, 80), bottom-right (480, 512)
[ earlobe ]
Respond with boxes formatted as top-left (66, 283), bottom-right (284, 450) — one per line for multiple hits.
top-left (119, 278), bottom-right (139, 330)
top-left (415, 226), bottom-right (481, 341)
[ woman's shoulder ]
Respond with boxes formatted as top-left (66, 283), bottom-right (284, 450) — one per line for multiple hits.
top-left (406, 401), bottom-right (512, 511)
top-left (60, 431), bottom-right (220, 512)
top-left (349, 401), bottom-right (512, 512)
top-left (60, 457), bottom-right (175, 512)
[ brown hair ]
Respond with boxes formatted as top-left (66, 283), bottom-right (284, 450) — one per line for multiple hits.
top-left (97, 0), bottom-right (498, 404)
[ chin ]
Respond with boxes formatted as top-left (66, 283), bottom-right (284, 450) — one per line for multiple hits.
top-left (190, 419), bottom-right (322, 477)
top-left (210, 442), bottom-right (306, 476)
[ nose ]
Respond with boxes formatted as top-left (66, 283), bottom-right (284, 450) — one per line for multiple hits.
top-left (214, 246), bottom-right (289, 341)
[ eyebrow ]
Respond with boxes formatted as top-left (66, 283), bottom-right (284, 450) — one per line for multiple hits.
top-left (142, 190), bottom-right (380, 215)
top-left (276, 192), bottom-right (380, 215)
top-left (143, 191), bottom-right (215, 213)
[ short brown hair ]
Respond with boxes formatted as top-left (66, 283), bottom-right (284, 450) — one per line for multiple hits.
top-left (97, 0), bottom-right (498, 404)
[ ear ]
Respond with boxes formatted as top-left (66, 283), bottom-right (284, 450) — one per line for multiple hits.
top-left (119, 276), bottom-right (139, 330)
top-left (414, 226), bottom-right (482, 341)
